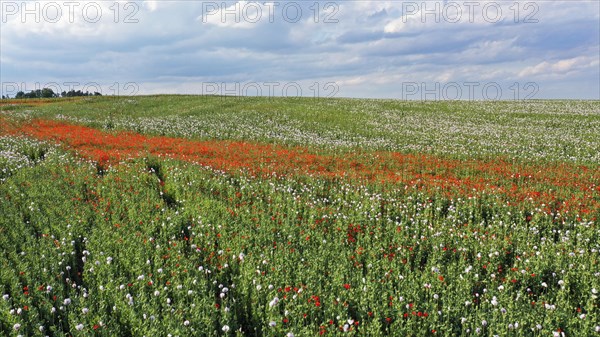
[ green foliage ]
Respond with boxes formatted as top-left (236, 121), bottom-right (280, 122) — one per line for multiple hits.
top-left (0, 98), bottom-right (599, 335)
top-left (14, 88), bottom-right (58, 99)
top-left (5, 96), bottom-right (599, 164)
top-left (0, 138), bottom-right (598, 336)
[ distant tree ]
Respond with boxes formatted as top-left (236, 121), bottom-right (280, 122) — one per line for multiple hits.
top-left (13, 86), bottom-right (101, 99)
top-left (41, 88), bottom-right (56, 98)
top-left (62, 89), bottom-right (96, 97)
top-left (23, 91), bottom-right (37, 99)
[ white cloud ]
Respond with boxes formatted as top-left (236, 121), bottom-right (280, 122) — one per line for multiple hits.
top-left (518, 56), bottom-right (598, 78)
top-left (144, 1), bottom-right (159, 12)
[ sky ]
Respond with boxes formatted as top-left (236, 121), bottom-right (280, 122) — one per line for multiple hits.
top-left (1, 0), bottom-right (599, 100)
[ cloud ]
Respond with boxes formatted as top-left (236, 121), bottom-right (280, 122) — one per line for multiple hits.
top-left (336, 30), bottom-right (383, 44)
top-left (199, 1), bottom-right (265, 29)
top-left (518, 56), bottom-right (599, 78)
top-left (0, 0), bottom-right (598, 99)
top-left (144, 0), bottom-right (159, 12)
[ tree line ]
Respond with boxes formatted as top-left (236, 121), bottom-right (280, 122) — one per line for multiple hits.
top-left (1, 88), bottom-right (102, 99)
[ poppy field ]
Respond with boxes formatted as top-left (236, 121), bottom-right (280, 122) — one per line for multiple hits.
top-left (1, 96), bottom-right (599, 336)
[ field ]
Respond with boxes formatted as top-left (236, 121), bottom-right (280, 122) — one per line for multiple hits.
top-left (1, 96), bottom-right (599, 336)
